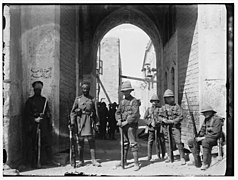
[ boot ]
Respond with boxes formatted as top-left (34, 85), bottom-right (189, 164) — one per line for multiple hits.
top-left (179, 148), bottom-right (186, 165)
top-left (124, 148), bottom-right (128, 166)
top-left (200, 163), bottom-right (209, 170)
top-left (147, 143), bottom-right (152, 162)
top-left (115, 148), bottom-right (128, 168)
top-left (90, 149), bottom-right (101, 167)
top-left (76, 145), bottom-right (84, 167)
top-left (132, 151), bottom-right (140, 171)
top-left (165, 144), bottom-right (172, 163)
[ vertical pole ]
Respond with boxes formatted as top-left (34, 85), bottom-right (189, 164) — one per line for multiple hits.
top-left (75, 5), bottom-right (79, 96)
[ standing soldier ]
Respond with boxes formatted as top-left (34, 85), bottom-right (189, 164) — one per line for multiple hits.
top-left (187, 105), bottom-right (224, 170)
top-left (70, 81), bottom-right (101, 167)
top-left (115, 81), bottom-right (141, 171)
top-left (144, 94), bottom-right (165, 162)
top-left (23, 81), bottom-right (54, 168)
top-left (157, 89), bottom-right (186, 165)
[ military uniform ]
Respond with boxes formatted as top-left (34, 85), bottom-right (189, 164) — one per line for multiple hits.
top-left (115, 81), bottom-right (140, 171)
top-left (157, 89), bottom-right (186, 165)
top-left (70, 94), bottom-right (100, 167)
top-left (23, 81), bottom-right (53, 168)
top-left (188, 105), bottom-right (224, 170)
top-left (144, 106), bottom-right (165, 160)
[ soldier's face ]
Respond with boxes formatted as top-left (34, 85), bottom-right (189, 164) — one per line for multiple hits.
top-left (122, 90), bottom-right (131, 98)
top-left (164, 97), bottom-right (174, 104)
top-left (82, 85), bottom-right (90, 95)
top-left (34, 88), bottom-right (42, 96)
top-left (151, 101), bottom-right (159, 107)
top-left (202, 111), bottom-right (213, 118)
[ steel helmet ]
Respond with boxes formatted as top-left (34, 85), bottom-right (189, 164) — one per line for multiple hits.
top-left (163, 89), bottom-right (174, 97)
top-left (201, 104), bottom-right (216, 113)
top-left (121, 81), bottom-right (134, 92)
top-left (150, 94), bottom-right (160, 102)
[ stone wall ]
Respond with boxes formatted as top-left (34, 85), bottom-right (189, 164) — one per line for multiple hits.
top-left (98, 37), bottom-right (120, 105)
top-left (163, 32), bottom-right (178, 102)
top-left (59, 5), bottom-right (77, 152)
top-left (3, 5), bottom-right (24, 167)
top-left (198, 5), bottom-right (227, 132)
top-left (3, 5), bottom-right (61, 167)
top-left (177, 5), bottom-right (199, 143)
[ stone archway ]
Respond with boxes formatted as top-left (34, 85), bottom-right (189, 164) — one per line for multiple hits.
top-left (91, 7), bottom-right (164, 99)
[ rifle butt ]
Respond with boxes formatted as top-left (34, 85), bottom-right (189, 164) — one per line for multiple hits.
top-left (69, 129), bottom-right (72, 165)
top-left (154, 129), bottom-right (160, 157)
top-left (37, 127), bottom-right (41, 168)
top-left (119, 127), bottom-right (125, 169)
top-left (193, 141), bottom-right (202, 167)
top-left (167, 125), bottom-right (174, 162)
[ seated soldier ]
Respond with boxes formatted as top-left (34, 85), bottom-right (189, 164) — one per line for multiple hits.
top-left (187, 104), bottom-right (224, 170)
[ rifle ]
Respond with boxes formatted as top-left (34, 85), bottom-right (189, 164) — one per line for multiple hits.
top-left (151, 109), bottom-right (160, 158)
top-left (68, 98), bottom-right (77, 168)
top-left (185, 92), bottom-right (202, 167)
top-left (165, 109), bottom-right (174, 163)
top-left (37, 123), bottom-right (41, 168)
top-left (36, 98), bottom-right (48, 168)
top-left (68, 121), bottom-right (76, 168)
top-left (119, 99), bottom-right (125, 169)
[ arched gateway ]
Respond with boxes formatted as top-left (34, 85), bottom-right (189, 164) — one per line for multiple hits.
top-left (90, 7), bottom-right (163, 100)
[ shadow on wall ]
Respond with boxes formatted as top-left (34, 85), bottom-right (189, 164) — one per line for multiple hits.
top-left (176, 5), bottom-right (199, 144)
top-left (177, 5), bottom-right (198, 105)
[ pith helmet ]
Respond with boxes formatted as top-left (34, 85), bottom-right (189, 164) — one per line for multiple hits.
top-left (163, 89), bottom-right (174, 97)
top-left (201, 104), bottom-right (217, 113)
top-left (121, 81), bottom-right (134, 92)
top-left (150, 94), bottom-right (160, 102)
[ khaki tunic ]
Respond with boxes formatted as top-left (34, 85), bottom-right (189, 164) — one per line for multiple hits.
top-left (70, 95), bottom-right (98, 136)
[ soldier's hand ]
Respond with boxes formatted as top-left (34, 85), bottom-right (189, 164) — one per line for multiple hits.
top-left (162, 118), bottom-right (169, 124)
top-left (75, 109), bottom-right (82, 116)
top-left (34, 117), bottom-right (42, 123)
top-left (94, 124), bottom-right (100, 132)
top-left (117, 120), bottom-right (122, 127)
top-left (68, 123), bottom-right (74, 130)
top-left (195, 137), bottom-right (205, 142)
top-left (39, 113), bottom-right (45, 118)
top-left (151, 121), bottom-right (155, 127)
top-left (121, 121), bottom-right (128, 127)
top-left (167, 120), bottom-right (174, 124)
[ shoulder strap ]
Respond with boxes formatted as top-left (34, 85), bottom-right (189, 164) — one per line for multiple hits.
top-left (130, 97), bottom-right (137, 106)
top-left (42, 98), bottom-right (48, 114)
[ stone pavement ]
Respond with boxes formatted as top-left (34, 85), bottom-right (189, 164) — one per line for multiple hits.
top-left (5, 130), bottom-right (227, 177)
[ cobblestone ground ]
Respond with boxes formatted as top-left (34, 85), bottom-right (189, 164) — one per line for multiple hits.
top-left (7, 130), bottom-right (226, 177)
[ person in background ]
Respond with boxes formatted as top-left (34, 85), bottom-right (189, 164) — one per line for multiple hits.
top-left (98, 102), bottom-right (109, 140)
top-left (108, 102), bottom-right (118, 140)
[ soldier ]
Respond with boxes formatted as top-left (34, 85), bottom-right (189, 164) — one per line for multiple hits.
top-left (23, 81), bottom-right (53, 168)
top-left (144, 94), bottom-right (165, 162)
top-left (115, 81), bottom-right (140, 171)
top-left (187, 105), bottom-right (224, 170)
top-left (70, 81), bottom-right (101, 167)
top-left (157, 89), bottom-right (186, 165)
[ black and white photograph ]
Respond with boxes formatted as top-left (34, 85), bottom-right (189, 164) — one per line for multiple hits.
top-left (1, 1), bottom-right (235, 177)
